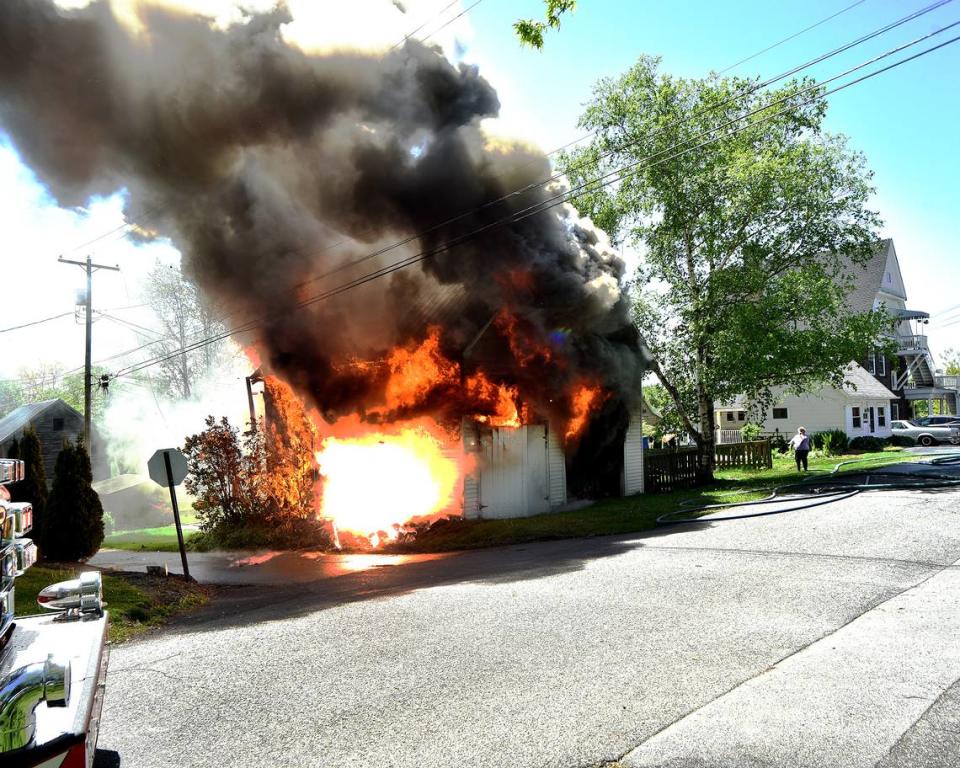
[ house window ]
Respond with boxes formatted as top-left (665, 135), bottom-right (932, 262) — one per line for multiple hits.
top-left (876, 353), bottom-right (886, 376)
top-left (891, 403), bottom-right (900, 420)
top-left (852, 406), bottom-right (861, 429)
top-left (772, 407), bottom-right (788, 420)
top-left (726, 412), bottom-right (734, 422)
top-left (52, 418), bottom-right (64, 431)
top-left (866, 354), bottom-right (875, 375)
top-left (737, 411), bottom-right (746, 421)
top-left (878, 407), bottom-right (886, 427)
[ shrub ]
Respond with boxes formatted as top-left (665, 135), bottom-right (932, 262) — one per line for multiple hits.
top-left (813, 429), bottom-right (849, 456)
top-left (886, 434), bottom-right (916, 447)
top-left (741, 423), bottom-right (762, 442)
top-left (8, 426), bottom-right (48, 547)
top-left (44, 438), bottom-right (105, 561)
top-left (849, 435), bottom-right (885, 453)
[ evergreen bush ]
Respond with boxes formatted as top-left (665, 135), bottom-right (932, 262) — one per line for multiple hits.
top-left (741, 423), bottom-right (762, 442)
top-left (44, 438), bottom-right (105, 561)
top-left (8, 427), bottom-right (48, 548)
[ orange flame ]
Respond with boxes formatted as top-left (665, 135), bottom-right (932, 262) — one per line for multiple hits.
top-left (382, 326), bottom-right (458, 411)
top-left (495, 309), bottom-right (553, 367)
top-left (565, 383), bottom-right (603, 441)
top-left (465, 371), bottom-right (520, 428)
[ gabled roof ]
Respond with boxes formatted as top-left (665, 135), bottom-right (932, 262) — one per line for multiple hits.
top-left (840, 362), bottom-right (897, 400)
top-left (839, 238), bottom-right (902, 313)
top-left (0, 399), bottom-right (78, 443)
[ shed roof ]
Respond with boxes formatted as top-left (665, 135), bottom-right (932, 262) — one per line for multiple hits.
top-left (0, 399), bottom-right (78, 443)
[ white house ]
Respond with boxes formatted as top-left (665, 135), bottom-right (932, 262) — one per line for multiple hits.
top-left (716, 362), bottom-right (897, 441)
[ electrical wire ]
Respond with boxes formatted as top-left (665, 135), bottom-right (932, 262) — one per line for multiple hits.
top-left (0, 311), bottom-right (75, 334)
top-left (106, 21), bottom-right (960, 383)
top-left (717, 0), bottom-right (872, 74)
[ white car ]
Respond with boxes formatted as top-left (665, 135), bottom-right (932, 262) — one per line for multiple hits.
top-left (890, 419), bottom-right (960, 447)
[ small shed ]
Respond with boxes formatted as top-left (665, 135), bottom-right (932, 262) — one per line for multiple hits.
top-left (0, 399), bottom-right (107, 483)
top-left (460, 404), bottom-right (646, 519)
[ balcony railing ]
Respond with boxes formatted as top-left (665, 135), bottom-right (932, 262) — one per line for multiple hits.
top-left (897, 334), bottom-right (928, 352)
top-left (936, 375), bottom-right (960, 391)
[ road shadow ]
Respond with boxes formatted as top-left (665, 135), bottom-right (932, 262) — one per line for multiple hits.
top-left (161, 521), bottom-right (714, 637)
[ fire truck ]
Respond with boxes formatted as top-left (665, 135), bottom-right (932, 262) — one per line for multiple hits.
top-left (1, 457), bottom-right (109, 768)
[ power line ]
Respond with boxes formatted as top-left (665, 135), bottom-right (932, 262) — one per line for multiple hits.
top-left (718, 0), bottom-right (872, 74)
top-left (107, 25), bottom-right (960, 383)
top-left (259, 0), bottom-right (958, 307)
top-left (34, 0), bottom-right (947, 346)
top-left (0, 311), bottom-right (74, 334)
top-left (391, 0), bottom-right (462, 50)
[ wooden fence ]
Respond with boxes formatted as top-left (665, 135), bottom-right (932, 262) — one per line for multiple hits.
top-left (644, 440), bottom-right (772, 493)
top-left (644, 447), bottom-right (707, 493)
top-left (714, 440), bottom-right (773, 470)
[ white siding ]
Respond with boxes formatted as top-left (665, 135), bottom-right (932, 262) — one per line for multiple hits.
top-left (546, 423), bottom-right (567, 508)
top-left (461, 420), bottom-right (481, 519)
top-left (623, 409), bottom-right (645, 495)
top-left (474, 424), bottom-right (554, 519)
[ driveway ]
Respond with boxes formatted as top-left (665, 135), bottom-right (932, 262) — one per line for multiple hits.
top-left (97, 485), bottom-right (960, 767)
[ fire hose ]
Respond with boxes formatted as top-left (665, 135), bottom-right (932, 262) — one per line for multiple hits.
top-left (655, 453), bottom-right (960, 526)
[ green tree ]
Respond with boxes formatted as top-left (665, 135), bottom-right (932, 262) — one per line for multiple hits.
top-left (8, 426), bottom-right (48, 547)
top-left (44, 438), bottom-right (104, 561)
top-left (562, 56), bottom-right (891, 473)
top-left (514, 0), bottom-right (576, 48)
top-left (941, 348), bottom-right (960, 376)
top-left (643, 382), bottom-right (685, 441)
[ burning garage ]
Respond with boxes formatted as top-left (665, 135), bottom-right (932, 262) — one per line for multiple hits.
top-left (0, 0), bottom-right (649, 547)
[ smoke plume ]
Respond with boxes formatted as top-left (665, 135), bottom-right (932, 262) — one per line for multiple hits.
top-left (0, 1), bottom-right (644, 441)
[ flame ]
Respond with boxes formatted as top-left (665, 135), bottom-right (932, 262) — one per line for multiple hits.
top-left (565, 383), bottom-right (603, 441)
top-left (465, 371), bottom-right (520, 428)
top-left (382, 326), bottom-right (458, 411)
top-left (495, 310), bottom-right (553, 367)
top-left (315, 417), bottom-right (469, 547)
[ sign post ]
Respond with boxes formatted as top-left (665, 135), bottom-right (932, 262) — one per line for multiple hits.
top-left (148, 448), bottom-right (191, 581)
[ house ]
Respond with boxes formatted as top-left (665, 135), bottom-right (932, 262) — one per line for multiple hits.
top-left (716, 239), bottom-right (956, 442)
top-left (843, 238), bottom-right (957, 419)
top-left (716, 362), bottom-right (897, 441)
top-left (0, 399), bottom-right (108, 483)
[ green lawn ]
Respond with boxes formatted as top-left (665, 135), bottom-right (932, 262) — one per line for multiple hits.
top-left (14, 565), bottom-right (210, 643)
top-left (103, 523), bottom-right (200, 552)
top-left (390, 448), bottom-right (920, 553)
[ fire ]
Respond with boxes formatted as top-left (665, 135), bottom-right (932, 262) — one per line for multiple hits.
top-left (315, 420), bottom-right (466, 546)
top-left (383, 326), bottom-right (457, 411)
top-left (465, 371), bottom-right (520, 428)
top-left (565, 383), bottom-right (603, 441)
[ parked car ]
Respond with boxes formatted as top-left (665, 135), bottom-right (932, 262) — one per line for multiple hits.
top-left (890, 420), bottom-right (960, 447)
top-left (912, 415), bottom-right (960, 427)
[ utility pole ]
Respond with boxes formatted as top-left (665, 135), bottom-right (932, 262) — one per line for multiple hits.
top-left (58, 255), bottom-right (120, 451)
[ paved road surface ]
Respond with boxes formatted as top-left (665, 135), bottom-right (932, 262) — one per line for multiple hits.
top-left (98, 485), bottom-right (960, 767)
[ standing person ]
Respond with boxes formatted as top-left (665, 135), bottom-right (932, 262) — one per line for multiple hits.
top-left (789, 427), bottom-right (811, 471)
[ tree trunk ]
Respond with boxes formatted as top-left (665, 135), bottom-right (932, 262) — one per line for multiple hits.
top-left (698, 392), bottom-right (716, 480)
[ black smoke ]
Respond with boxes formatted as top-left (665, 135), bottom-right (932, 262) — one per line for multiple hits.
top-left (0, 1), bottom-right (645, 463)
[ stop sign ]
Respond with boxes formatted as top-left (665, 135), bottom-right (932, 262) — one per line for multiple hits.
top-left (148, 448), bottom-right (189, 487)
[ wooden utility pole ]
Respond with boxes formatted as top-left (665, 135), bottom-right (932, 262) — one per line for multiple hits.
top-left (58, 255), bottom-right (120, 450)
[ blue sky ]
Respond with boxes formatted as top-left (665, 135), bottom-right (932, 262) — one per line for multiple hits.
top-left (463, 0), bottom-right (960, 355)
top-left (1, 0), bottom-right (957, 382)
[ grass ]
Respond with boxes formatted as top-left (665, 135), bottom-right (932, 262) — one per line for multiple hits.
top-left (103, 524), bottom-right (200, 552)
top-left (14, 565), bottom-right (211, 643)
top-left (389, 448), bottom-right (918, 553)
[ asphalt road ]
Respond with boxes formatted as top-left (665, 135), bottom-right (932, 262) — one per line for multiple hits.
top-left (97, 484), bottom-right (960, 767)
